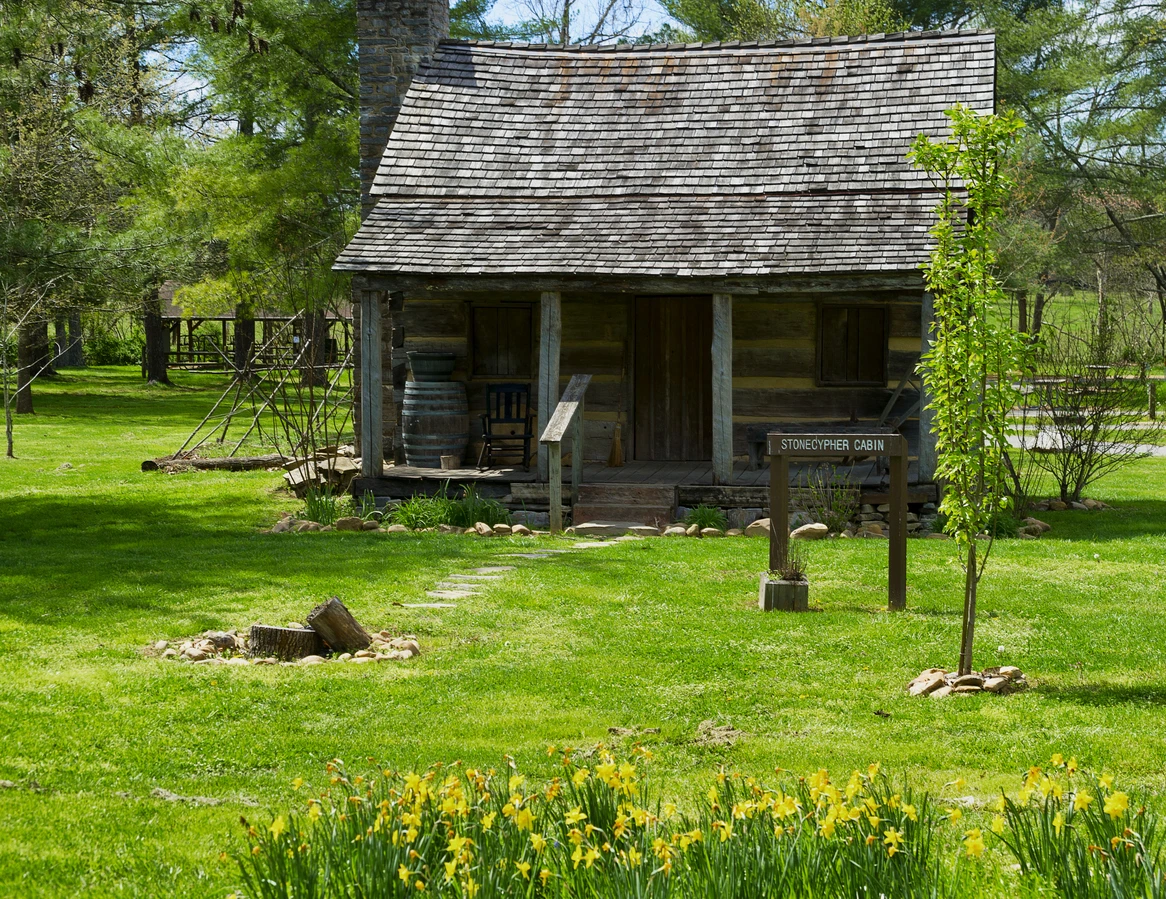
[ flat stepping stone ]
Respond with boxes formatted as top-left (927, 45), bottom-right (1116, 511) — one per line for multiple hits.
top-left (500, 553), bottom-right (552, 559)
top-left (472, 567), bottom-right (515, 574)
top-left (401, 602), bottom-right (456, 609)
top-left (573, 542), bottom-right (615, 549)
top-left (426, 590), bottom-right (478, 599)
top-left (447, 574), bottom-right (504, 581)
top-left (434, 583), bottom-right (483, 592)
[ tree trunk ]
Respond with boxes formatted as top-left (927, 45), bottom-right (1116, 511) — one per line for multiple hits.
top-left (55, 317), bottom-right (67, 365)
top-left (1031, 291), bottom-right (1048, 337)
top-left (247, 624), bottom-right (326, 660)
top-left (143, 285), bottom-right (170, 384)
top-left (957, 541), bottom-right (977, 676)
top-left (142, 453), bottom-right (286, 473)
top-left (65, 310), bottom-right (85, 367)
top-left (306, 597), bottom-right (371, 653)
top-left (33, 319), bottom-right (54, 378)
top-left (16, 322), bottom-right (36, 414)
top-left (299, 310), bottom-right (327, 386)
top-left (233, 307), bottom-right (255, 377)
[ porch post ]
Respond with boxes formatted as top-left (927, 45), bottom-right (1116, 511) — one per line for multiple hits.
top-left (537, 290), bottom-right (562, 482)
top-left (359, 287), bottom-right (383, 478)
top-left (712, 293), bottom-right (733, 485)
top-left (918, 290), bottom-right (937, 483)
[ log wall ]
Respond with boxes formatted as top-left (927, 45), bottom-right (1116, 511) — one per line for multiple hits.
top-left (370, 276), bottom-right (924, 465)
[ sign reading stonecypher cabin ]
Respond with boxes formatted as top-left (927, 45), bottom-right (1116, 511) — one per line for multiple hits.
top-left (766, 428), bottom-right (908, 611)
top-left (768, 434), bottom-right (903, 457)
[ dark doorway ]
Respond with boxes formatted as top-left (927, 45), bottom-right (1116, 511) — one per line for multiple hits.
top-left (634, 296), bottom-right (713, 461)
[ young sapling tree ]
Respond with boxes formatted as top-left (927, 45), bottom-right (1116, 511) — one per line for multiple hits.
top-left (909, 106), bottom-right (1029, 676)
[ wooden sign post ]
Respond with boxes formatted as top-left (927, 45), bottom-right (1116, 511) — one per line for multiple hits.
top-left (767, 428), bottom-right (909, 611)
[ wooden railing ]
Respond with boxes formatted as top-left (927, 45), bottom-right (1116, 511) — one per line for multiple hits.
top-left (539, 373), bottom-right (592, 534)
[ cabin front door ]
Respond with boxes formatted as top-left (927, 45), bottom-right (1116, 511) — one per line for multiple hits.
top-left (633, 296), bottom-right (713, 461)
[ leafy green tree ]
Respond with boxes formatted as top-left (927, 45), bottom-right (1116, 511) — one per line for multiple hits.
top-left (663, 0), bottom-right (903, 41)
top-left (910, 107), bottom-right (1029, 676)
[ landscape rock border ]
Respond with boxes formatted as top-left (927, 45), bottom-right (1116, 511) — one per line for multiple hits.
top-left (152, 629), bottom-right (421, 667)
top-left (907, 665), bottom-right (1027, 698)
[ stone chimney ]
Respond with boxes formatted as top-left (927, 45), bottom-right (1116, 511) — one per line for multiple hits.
top-left (357, 0), bottom-right (449, 217)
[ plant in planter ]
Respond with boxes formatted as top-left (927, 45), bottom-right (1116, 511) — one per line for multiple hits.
top-left (759, 541), bottom-right (809, 612)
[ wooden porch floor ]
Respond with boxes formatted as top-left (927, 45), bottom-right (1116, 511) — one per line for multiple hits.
top-left (365, 458), bottom-right (922, 490)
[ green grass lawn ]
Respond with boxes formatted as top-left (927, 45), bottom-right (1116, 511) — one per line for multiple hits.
top-left (2, 367), bottom-right (1166, 897)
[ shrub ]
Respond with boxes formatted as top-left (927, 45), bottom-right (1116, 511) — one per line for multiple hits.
top-left (85, 327), bottom-right (143, 366)
top-left (302, 485), bottom-right (340, 526)
top-left (801, 464), bottom-right (859, 534)
top-left (684, 504), bottom-right (727, 531)
top-left (388, 483), bottom-right (511, 530)
top-left (447, 484), bottom-right (511, 528)
top-left (994, 756), bottom-right (1164, 898)
top-left (772, 540), bottom-right (808, 582)
top-left (235, 750), bottom-right (957, 899)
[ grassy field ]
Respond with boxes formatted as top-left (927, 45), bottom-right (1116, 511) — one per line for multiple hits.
top-left (2, 367), bottom-right (1166, 897)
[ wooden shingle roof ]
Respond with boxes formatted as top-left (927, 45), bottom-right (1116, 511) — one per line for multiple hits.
top-left (336, 30), bottom-right (995, 277)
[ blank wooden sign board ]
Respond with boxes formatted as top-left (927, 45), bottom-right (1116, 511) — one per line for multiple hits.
top-left (767, 428), bottom-right (909, 611)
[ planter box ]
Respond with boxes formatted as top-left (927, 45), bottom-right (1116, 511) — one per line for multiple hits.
top-left (759, 574), bottom-right (809, 612)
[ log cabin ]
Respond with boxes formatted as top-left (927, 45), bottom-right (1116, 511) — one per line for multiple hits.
top-left (336, 1), bottom-right (995, 519)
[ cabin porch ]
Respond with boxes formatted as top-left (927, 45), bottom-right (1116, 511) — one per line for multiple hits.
top-left (351, 455), bottom-right (938, 517)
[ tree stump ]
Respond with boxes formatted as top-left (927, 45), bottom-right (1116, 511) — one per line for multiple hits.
top-left (306, 597), bottom-right (371, 653)
top-left (248, 625), bottom-right (325, 660)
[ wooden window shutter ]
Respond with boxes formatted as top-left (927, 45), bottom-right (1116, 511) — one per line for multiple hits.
top-left (819, 304), bottom-right (886, 386)
top-left (472, 306), bottom-right (533, 378)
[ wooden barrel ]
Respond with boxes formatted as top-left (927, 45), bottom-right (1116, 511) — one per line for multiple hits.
top-left (401, 381), bottom-right (469, 468)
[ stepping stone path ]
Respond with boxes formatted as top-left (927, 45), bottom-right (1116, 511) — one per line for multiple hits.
top-left (407, 537), bottom-right (644, 611)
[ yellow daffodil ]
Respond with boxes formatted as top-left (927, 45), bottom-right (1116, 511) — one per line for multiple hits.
top-left (1051, 753), bottom-right (1064, 767)
top-left (481, 812), bottom-right (496, 830)
top-left (530, 833), bottom-right (547, 853)
top-left (508, 774), bottom-right (525, 792)
top-left (515, 861), bottom-right (531, 880)
top-left (992, 815), bottom-right (1005, 835)
top-left (1067, 757), bottom-right (1078, 775)
top-left (948, 808), bottom-right (963, 825)
top-left (464, 876), bottom-right (479, 897)
top-left (1104, 791), bottom-right (1129, 819)
top-left (398, 864), bottom-right (411, 883)
top-left (444, 860), bottom-right (457, 880)
top-left (583, 847), bottom-right (599, 868)
top-left (867, 762), bottom-right (881, 780)
top-left (568, 828), bottom-right (584, 846)
top-left (1100, 773), bottom-right (1114, 791)
top-left (292, 778), bottom-right (303, 791)
top-left (572, 768), bottom-right (589, 786)
top-left (515, 807), bottom-right (534, 831)
top-left (539, 868), bottom-right (551, 886)
top-left (883, 827), bottom-right (904, 857)
top-left (571, 845), bottom-right (584, 869)
top-left (269, 816), bottom-right (287, 839)
top-left (663, 802), bottom-right (677, 819)
top-left (565, 806), bottom-right (587, 825)
top-left (1074, 791), bottom-right (1095, 811)
top-left (308, 804), bottom-right (321, 823)
top-left (628, 846), bottom-right (642, 867)
top-left (1053, 812), bottom-right (1064, 836)
top-left (964, 829), bottom-right (985, 858)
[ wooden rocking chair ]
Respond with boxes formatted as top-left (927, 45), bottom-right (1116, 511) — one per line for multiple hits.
top-left (477, 383), bottom-right (534, 470)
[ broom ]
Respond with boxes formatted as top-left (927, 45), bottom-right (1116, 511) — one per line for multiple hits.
top-left (608, 368), bottom-right (625, 467)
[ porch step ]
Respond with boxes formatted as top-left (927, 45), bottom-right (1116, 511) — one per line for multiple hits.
top-left (572, 483), bottom-right (677, 527)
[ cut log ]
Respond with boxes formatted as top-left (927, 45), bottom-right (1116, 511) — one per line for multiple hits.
top-left (247, 625), bottom-right (326, 660)
top-left (142, 454), bottom-right (286, 473)
top-left (306, 597), bottom-right (371, 653)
